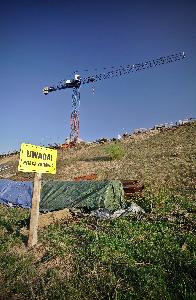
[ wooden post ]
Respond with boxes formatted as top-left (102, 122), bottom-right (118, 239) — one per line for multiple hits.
top-left (28, 172), bottom-right (42, 247)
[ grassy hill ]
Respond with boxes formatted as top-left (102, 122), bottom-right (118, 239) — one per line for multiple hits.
top-left (0, 122), bottom-right (196, 299)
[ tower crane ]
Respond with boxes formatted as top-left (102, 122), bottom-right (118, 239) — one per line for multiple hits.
top-left (43, 51), bottom-right (186, 144)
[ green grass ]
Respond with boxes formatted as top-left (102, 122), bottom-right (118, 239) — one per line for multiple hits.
top-left (0, 210), bottom-right (196, 299)
top-left (0, 122), bottom-right (196, 299)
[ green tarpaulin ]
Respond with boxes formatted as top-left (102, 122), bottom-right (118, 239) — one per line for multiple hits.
top-left (40, 180), bottom-right (125, 212)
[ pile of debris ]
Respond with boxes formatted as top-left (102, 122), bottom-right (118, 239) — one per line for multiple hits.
top-left (1, 118), bottom-right (195, 156)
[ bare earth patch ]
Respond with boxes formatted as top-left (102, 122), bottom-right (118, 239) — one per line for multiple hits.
top-left (38, 208), bottom-right (73, 228)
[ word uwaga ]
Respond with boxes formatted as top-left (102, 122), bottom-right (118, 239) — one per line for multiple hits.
top-left (27, 150), bottom-right (53, 161)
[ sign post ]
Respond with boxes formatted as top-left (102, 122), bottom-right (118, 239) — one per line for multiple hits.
top-left (18, 143), bottom-right (57, 247)
top-left (28, 172), bottom-right (42, 247)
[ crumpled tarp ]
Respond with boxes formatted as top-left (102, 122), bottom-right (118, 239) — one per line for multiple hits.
top-left (0, 179), bottom-right (33, 208)
top-left (0, 179), bottom-right (125, 212)
top-left (40, 180), bottom-right (125, 212)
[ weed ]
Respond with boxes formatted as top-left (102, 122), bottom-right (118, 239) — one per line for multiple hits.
top-left (105, 143), bottom-right (125, 160)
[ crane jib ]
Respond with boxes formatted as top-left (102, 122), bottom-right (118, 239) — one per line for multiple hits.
top-left (43, 51), bottom-right (185, 91)
top-left (81, 52), bottom-right (185, 84)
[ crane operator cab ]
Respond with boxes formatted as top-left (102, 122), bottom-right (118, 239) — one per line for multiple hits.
top-left (65, 74), bottom-right (81, 88)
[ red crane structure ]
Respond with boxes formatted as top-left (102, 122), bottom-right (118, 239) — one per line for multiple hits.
top-left (43, 51), bottom-right (186, 143)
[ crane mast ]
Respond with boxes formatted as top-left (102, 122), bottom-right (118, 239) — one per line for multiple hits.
top-left (70, 87), bottom-right (80, 143)
top-left (43, 51), bottom-right (186, 144)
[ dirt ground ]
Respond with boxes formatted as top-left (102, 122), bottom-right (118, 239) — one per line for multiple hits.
top-left (20, 208), bottom-right (73, 237)
top-left (38, 208), bottom-right (73, 228)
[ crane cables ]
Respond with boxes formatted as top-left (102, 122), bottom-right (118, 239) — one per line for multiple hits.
top-left (81, 51), bottom-right (186, 85)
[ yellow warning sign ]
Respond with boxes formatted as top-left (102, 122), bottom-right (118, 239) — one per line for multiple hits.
top-left (18, 143), bottom-right (57, 174)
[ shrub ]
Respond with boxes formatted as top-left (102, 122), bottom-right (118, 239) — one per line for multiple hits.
top-left (105, 143), bottom-right (125, 160)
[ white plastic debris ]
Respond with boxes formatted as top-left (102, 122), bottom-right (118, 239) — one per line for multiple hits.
top-left (111, 209), bottom-right (126, 219)
top-left (89, 208), bottom-right (112, 219)
top-left (89, 202), bottom-right (145, 219)
top-left (128, 202), bottom-right (145, 213)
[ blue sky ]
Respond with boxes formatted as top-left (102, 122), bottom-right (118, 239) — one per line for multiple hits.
top-left (1, 0), bottom-right (196, 153)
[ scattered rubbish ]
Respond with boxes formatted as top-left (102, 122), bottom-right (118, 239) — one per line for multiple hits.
top-left (69, 208), bottom-right (90, 217)
top-left (60, 143), bottom-right (70, 149)
top-left (89, 208), bottom-right (111, 219)
top-left (71, 202), bottom-right (145, 220)
top-left (0, 150), bottom-right (19, 159)
top-left (0, 118), bottom-right (195, 157)
top-left (127, 202), bottom-right (145, 213)
top-left (89, 202), bottom-right (145, 219)
top-left (0, 164), bottom-right (14, 172)
top-left (111, 209), bottom-right (126, 218)
top-left (96, 138), bottom-right (109, 144)
top-left (0, 163), bottom-right (16, 178)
